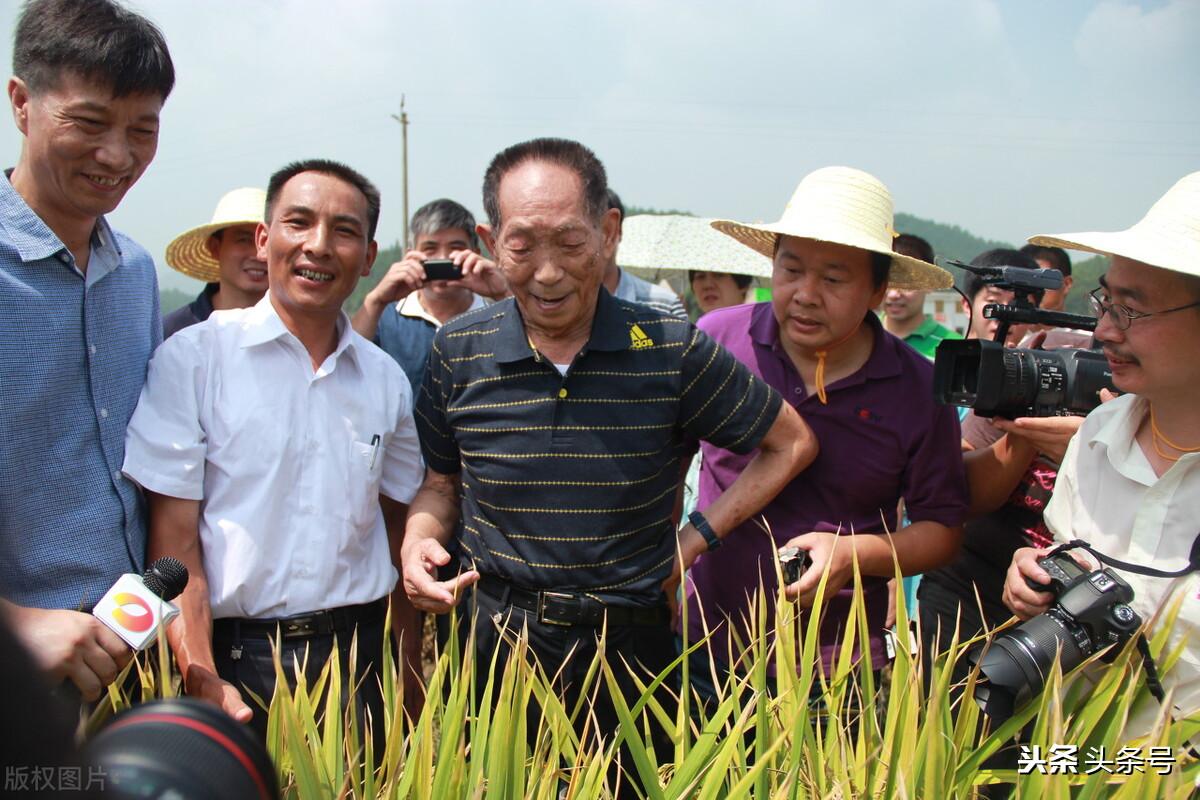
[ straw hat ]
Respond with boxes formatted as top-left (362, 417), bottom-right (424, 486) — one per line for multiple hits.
top-left (165, 187), bottom-right (267, 282)
top-left (711, 166), bottom-right (953, 291)
top-left (1029, 171), bottom-right (1200, 279)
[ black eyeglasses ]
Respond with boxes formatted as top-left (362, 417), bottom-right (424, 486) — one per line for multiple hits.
top-left (1089, 287), bottom-right (1200, 331)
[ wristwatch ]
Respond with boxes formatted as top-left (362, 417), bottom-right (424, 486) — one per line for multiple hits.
top-left (688, 510), bottom-right (721, 551)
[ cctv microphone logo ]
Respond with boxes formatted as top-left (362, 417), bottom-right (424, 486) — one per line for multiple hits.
top-left (110, 592), bottom-right (154, 633)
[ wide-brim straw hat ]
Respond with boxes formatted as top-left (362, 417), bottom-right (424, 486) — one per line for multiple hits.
top-left (1028, 171), bottom-right (1200, 279)
top-left (711, 166), bottom-right (953, 291)
top-left (165, 187), bottom-right (267, 282)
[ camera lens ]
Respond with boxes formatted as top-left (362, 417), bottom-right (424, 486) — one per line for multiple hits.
top-left (971, 611), bottom-right (1089, 720)
top-left (995, 349), bottom-right (1039, 413)
top-left (82, 698), bottom-right (278, 799)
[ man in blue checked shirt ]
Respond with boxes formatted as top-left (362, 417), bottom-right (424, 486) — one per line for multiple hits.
top-left (0, 0), bottom-right (174, 702)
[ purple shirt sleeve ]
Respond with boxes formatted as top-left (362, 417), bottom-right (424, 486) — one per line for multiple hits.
top-left (900, 401), bottom-right (968, 527)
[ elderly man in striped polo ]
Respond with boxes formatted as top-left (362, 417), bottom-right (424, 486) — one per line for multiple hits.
top-left (400, 137), bottom-right (817, 786)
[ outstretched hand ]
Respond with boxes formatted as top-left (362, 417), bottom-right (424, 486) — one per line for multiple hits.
top-left (402, 537), bottom-right (479, 613)
top-left (185, 664), bottom-right (253, 723)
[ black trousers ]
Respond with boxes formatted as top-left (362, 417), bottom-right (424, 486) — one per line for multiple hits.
top-left (916, 578), bottom-right (1004, 692)
top-left (212, 614), bottom-right (388, 751)
top-left (917, 579), bottom-right (1022, 798)
top-left (448, 584), bottom-right (676, 796)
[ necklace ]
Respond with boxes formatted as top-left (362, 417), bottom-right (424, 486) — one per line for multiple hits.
top-left (812, 322), bottom-right (865, 405)
top-left (1149, 405), bottom-right (1200, 462)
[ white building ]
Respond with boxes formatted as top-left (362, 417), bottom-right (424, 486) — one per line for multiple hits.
top-left (926, 289), bottom-right (969, 335)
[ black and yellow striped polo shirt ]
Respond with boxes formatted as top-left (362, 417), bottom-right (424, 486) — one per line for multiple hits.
top-left (416, 288), bottom-right (782, 606)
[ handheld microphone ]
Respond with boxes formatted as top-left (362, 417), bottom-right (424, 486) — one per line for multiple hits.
top-left (91, 557), bottom-right (189, 651)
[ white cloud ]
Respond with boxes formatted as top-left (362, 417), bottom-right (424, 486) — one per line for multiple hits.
top-left (1076, 0), bottom-right (1199, 95)
top-left (0, 0), bottom-right (1195, 288)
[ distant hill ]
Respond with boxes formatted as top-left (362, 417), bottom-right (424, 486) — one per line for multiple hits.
top-left (160, 287), bottom-right (193, 315)
top-left (892, 212), bottom-right (1014, 265)
top-left (888, 213), bottom-right (1102, 319)
top-left (1065, 255), bottom-right (1106, 317)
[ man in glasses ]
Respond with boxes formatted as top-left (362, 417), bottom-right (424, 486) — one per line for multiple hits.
top-left (1003, 171), bottom-right (1200, 736)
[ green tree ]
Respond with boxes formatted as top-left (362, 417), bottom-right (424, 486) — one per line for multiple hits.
top-left (343, 241), bottom-right (406, 314)
top-left (624, 205), bottom-right (693, 218)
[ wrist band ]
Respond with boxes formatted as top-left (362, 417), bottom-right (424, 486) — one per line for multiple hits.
top-left (688, 510), bottom-right (721, 551)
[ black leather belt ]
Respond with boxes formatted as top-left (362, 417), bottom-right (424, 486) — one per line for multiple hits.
top-left (214, 598), bottom-right (387, 640)
top-left (477, 574), bottom-right (669, 628)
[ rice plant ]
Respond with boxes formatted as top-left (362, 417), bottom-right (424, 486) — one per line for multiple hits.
top-left (94, 558), bottom-right (1200, 798)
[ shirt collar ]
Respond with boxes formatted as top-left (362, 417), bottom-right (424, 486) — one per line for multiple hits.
top-left (494, 287), bottom-right (629, 364)
top-left (398, 290), bottom-right (486, 326)
top-left (911, 315), bottom-right (940, 339)
top-left (82, 218), bottom-right (122, 286)
top-left (1, 170), bottom-right (122, 271)
top-left (751, 303), bottom-right (902, 386)
top-left (1087, 394), bottom-right (1160, 486)
top-left (239, 292), bottom-right (360, 364)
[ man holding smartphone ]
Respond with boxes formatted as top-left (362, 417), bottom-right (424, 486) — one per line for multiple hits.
top-left (352, 198), bottom-right (509, 392)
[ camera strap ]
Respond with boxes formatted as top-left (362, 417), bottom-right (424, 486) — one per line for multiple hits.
top-left (1050, 536), bottom-right (1200, 579)
top-left (1049, 537), bottom-right (1200, 758)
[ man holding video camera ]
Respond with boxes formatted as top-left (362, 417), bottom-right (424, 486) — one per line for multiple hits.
top-left (351, 198), bottom-right (508, 392)
top-left (917, 249), bottom-right (1093, 670)
top-left (1003, 171), bottom-right (1200, 732)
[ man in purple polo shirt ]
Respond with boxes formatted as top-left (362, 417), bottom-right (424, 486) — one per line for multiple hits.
top-left (686, 167), bottom-right (968, 684)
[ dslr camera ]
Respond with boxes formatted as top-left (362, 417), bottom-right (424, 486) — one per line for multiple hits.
top-left (969, 551), bottom-right (1141, 721)
top-left (933, 261), bottom-right (1114, 418)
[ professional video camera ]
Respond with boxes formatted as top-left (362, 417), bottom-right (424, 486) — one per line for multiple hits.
top-left (969, 551), bottom-right (1141, 721)
top-left (932, 261), bottom-right (1115, 418)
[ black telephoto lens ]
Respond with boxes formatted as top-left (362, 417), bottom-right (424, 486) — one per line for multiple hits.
top-left (82, 698), bottom-right (278, 799)
top-left (969, 612), bottom-right (1089, 720)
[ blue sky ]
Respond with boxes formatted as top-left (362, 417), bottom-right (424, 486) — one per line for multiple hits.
top-left (2, 0), bottom-right (1196, 291)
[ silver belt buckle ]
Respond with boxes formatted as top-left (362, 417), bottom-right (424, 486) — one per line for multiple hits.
top-left (537, 591), bottom-right (576, 626)
top-left (281, 616), bottom-right (319, 637)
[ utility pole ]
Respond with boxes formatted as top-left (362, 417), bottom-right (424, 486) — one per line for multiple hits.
top-left (390, 96), bottom-right (410, 248)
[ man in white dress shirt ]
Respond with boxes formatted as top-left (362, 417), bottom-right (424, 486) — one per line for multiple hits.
top-left (123, 159), bottom-right (424, 739)
top-left (1003, 171), bottom-right (1200, 736)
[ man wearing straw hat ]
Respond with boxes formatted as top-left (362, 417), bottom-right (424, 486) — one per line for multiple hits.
top-left (1004, 171), bottom-right (1200, 733)
top-left (686, 167), bottom-right (968, 689)
top-left (162, 187), bottom-right (268, 338)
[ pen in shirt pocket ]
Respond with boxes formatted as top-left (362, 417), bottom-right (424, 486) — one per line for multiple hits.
top-left (369, 434), bottom-right (381, 470)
